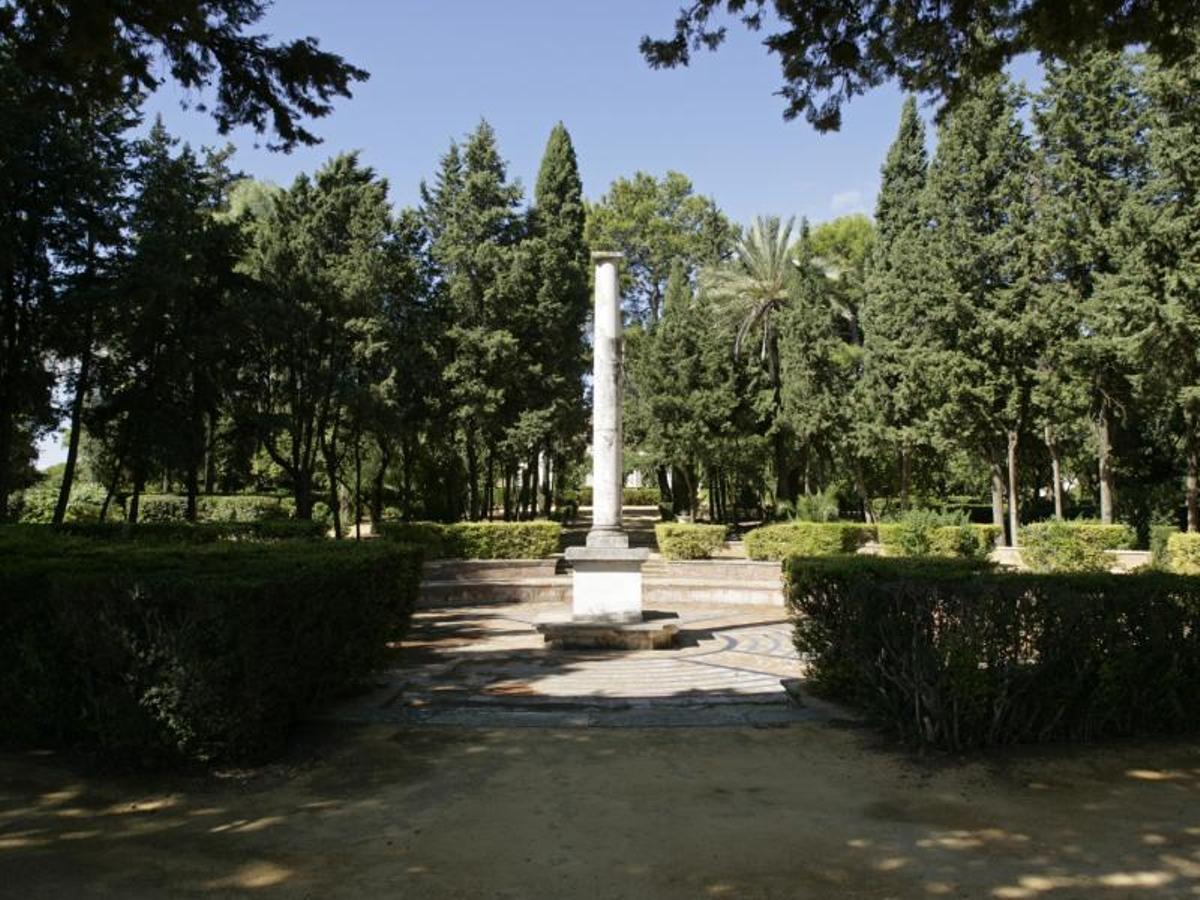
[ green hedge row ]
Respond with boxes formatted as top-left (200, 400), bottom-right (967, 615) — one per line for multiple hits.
top-left (378, 520), bottom-right (561, 559)
top-left (46, 520), bottom-right (326, 543)
top-left (568, 486), bottom-right (661, 507)
top-left (876, 523), bottom-right (1002, 559)
top-left (0, 536), bottom-right (422, 765)
top-left (655, 523), bottom-right (728, 560)
top-left (745, 522), bottom-right (873, 560)
top-left (789, 556), bottom-right (1200, 751)
top-left (1018, 521), bottom-right (1136, 572)
top-left (1167, 532), bottom-right (1200, 574)
top-left (138, 494), bottom-right (297, 523)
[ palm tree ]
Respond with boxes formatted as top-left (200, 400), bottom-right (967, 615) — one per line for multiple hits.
top-left (703, 215), bottom-right (798, 385)
top-left (703, 215), bottom-right (800, 501)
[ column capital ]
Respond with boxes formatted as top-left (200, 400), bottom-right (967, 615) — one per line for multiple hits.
top-left (590, 250), bottom-right (624, 262)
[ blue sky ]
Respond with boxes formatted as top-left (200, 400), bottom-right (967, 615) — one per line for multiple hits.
top-left (143, 1), bottom-right (936, 225)
top-left (38, 3), bottom-right (1042, 468)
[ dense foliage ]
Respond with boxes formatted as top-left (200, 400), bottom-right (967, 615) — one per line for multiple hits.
top-left (0, 532), bottom-right (421, 764)
top-left (378, 520), bottom-right (561, 559)
top-left (789, 556), bottom-right (1200, 751)
top-left (1018, 521), bottom-right (1137, 573)
top-left (3, 15), bottom-right (1198, 551)
top-left (654, 523), bottom-right (729, 560)
top-left (640, 1), bottom-right (1198, 131)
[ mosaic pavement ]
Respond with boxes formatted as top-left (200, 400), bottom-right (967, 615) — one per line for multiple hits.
top-left (331, 601), bottom-right (822, 727)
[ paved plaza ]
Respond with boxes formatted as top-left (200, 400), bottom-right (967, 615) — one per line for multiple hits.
top-left (333, 600), bottom-right (819, 727)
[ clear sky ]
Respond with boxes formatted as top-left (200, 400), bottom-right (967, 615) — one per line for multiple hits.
top-left (143, 0), bottom-right (929, 225)
top-left (37, 2), bottom-right (1042, 468)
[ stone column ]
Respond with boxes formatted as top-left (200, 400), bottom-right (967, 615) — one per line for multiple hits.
top-left (560, 251), bottom-right (649, 625)
top-left (588, 251), bottom-right (626, 549)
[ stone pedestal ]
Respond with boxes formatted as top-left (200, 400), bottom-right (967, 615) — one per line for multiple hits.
top-left (564, 546), bottom-right (650, 624)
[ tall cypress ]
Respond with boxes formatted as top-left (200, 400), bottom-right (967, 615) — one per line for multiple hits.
top-left (528, 123), bottom-right (588, 513)
top-left (1034, 49), bottom-right (1149, 524)
top-left (861, 97), bottom-right (931, 509)
top-left (921, 75), bottom-right (1038, 543)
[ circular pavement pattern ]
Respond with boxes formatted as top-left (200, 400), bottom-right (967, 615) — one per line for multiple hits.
top-left (331, 601), bottom-right (819, 727)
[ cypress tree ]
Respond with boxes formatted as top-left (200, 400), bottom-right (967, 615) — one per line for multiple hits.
top-left (921, 75), bottom-right (1038, 543)
top-left (861, 97), bottom-right (931, 509)
top-left (1034, 49), bottom-right (1149, 524)
top-left (528, 123), bottom-right (588, 514)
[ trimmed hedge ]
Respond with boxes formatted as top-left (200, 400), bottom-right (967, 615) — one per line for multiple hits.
top-left (379, 520), bottom-right (561, 559)
top-left (789, 556), bottom-right (1200, 751)
top-left (1168, 532), bottom-right (1200, 575)
top-left (1019, 520), bottom-right (1136, 572)
top-left (0, 536), bottom-right (422, 765)
top-left (49, 520), bottom-right (325, 543)
top-left (655, 523), bottom-right (728, 560)
top-left (571, 486), bottom-right (661, 507)
top-left (744, 522), bottom-right (873, 560)
top-left (139, 493), bottom-right (295, 523)
top-left (877, 522), bottom-right (1002, 560)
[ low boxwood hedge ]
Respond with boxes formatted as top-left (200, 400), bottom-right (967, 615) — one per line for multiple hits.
top-left (378, 520), bottom-right (561, 559)
top-left (654, 523), bottom-right (728, 560)
top-left (1167, 532), bottom-right (1200, 575)
top-left (1018, 520), bottom-right (1136, 572)
top-left (744, 522), bottom-right (873, 560)
top-left (0, 535), bottom-right (422, 765)
top-left (876, 522), bottom-right (1002, 560)
top-left (789, 556), bottom-right (1200, 751)
top-left (138, 493), bottom-right (295, 523)
top-left (48, 520), bottom-right (325, 543)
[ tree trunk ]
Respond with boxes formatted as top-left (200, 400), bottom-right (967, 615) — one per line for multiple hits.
top-left (204, 410), bottom-right (218, 494)
top-left (773, 429), bottom-right (792, 505)
top-left (53, 311), bottom-right (94, 525)
top-left (528, 452), bottom-right (539, 520)
top-left (851, 459), bottom-right (873, 523)
top-left (1045, 426), bottom-right (1064, 521)
top-left (990, 454), bottom-right (1007, 546)
top-left (1097, 405), bottom-right (1115, 524)
top-left (353, 429), bottom-right (362, 541)
top-left (99, 458), bottom-right (123, 523)
top-left (656, 466), bottom-right (672, 510)
top-left (465, 427), bottom-right (479, 521)
top-left (899, 443), bottom-right (912, 512)
top-left (371, 435), bottom-right (391, 526)
top-left (1006, 429), bottom-right (1020, 547)
top-left (1188, 442), bottom-right (1199, 534)
top-left (129, 470), bottom-right (145, 525)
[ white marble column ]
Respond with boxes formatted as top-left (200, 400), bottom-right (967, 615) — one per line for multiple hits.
top-left (588, 251), bottom-right (626, 549)
top-left (561, 250), bottom-right (648, 625)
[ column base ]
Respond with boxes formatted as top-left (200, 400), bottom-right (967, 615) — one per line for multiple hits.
top-left (564, 545), bottom-right (649, 622)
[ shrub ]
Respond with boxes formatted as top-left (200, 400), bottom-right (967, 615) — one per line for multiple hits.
top-left (655, 523), bottom-right (728, 560)
top-left (196, 495), bottom-right (294, 522)
top-left (1019, 520), bottom-right (1136, 572)
top-left (877, 512), bottom-right (1002, 560)
top-left (623, 486), bottom-right (661, 505)
top-left (789, 556), bottom-right (1200, 751)
top-left (776, 488), bottom-right (841, 523)
top-left (377, 521), bottom-right (450, 557)
top-left (571, 486), bottom-right (659, 507)
top-left (12, 480), bottom-right (109, 523)
top-left (1152, 525), bottom-right (1180, 569)
top-left (378, 520), bottom-right (561, 559)
top-left (1167, 532), bottom-right (1200, 575)
top-left (744, 522), bottom-right (874, 560)
top-left (50, 520), bottom-right (326, 543)
top-left (0, 537), bottom-right (422, 765)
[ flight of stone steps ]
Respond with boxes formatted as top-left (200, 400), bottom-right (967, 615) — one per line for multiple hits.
top-left (418, 554), bottom-right (786, 608)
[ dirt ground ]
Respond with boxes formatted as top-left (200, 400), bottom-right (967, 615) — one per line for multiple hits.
top-left (3, 723), bottom-right (1200, 899)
